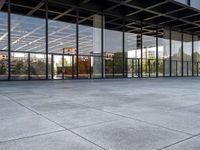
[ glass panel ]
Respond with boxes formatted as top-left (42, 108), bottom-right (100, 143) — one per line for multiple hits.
top-left (0, 51), bottom-right (8, 80)
top-left (175, 0), bottom-right (188, 5)
top-left (64, 55), bottom-right (73, 79)
top-left (183, 33), bottom-right (192, 76)
top-left (190, 0), bottom-right (200, 9)
top-left (104, 27), bottom-right (123, 78)
top-left (0, 2), bottom-right (8, 80)
top-left (11, 14), bottom-right (45, 53)
top-left (91, 56), bottom-right (102, 78)
top-left (142, 27), bottom-right (156, 77)
top-left (30, 53), bottom-right (46, 79)
top-left (48, 20), bottom-right (76, 54)
top-left (171, 31), bottom-right (182, 76)
top-left (11, 52), bottom-right (28, 80)
top-left (78, 55), bottom-right (91, 79)
top-left (78, 14), bottom-right (102, 78)
top-left (194, 35), bottom-right (200, 76)
top-left (125, 31), bottom-right (140, 77)
top-left (158, 29), bottom-right (170, 76)
top-left (10, 8), bottom-right (46, 80)
top-left (53, 55), bottom-right (62, 79)
top-left (105, 56), bottom-right (113, 78)
top-left (48, 54), bottom-right (52, 79)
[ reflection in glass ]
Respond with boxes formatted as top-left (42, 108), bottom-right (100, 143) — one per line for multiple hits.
top-left (183, 33), bottom-right (192, 76)
top-left (194, 36), bottom-right (200, 76)
top-left (78, 56), bottom-right (91, 79)
top-left (143, 31), bottom-right (156, 77)
top-left (48, 20), bottom-right (76, 54)
top-left (0, 51), bottom-right (8, 80)
top-left (172, 31), bottom-right (182, 76)
top-left (30, 53), bottom-right (46, 79)
top-left (125, 32), bottom-right (139, 77)
top-left (0, 10), bottom-right (8, 80)
top-left (11, 14), bottom-right (45, 53)
top-left (11, 52), bottom-right (28, 80)
top-left (64, 55), bottom-right (73, 79)
top-left (79, 15), bottom-right (102, 78)
top-left (53, 55), bottom-right (62, 79)
top-left (158, 29), bottom-right (170, 76)
top-left (104, 29), bottom-right (123, 78)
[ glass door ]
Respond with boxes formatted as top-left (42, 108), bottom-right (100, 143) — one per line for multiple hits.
top-left (53, 54), bottom-right (62, 79)
top-left (63, 55), bottom-right (73, 79)
top-left (127, 58), bottom-right (140, 78)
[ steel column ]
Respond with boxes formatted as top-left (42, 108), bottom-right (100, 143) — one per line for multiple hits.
top-left (8, 0), bottom-right (11, 80)
top-left (122, 18), bottom-right (125, 78)
top-left (181, 31), bottom-right (184, 77)
top-left (156, 26), bottom-right (158, 77)
top-left (45, 0), bottom-right (48, 80)
top-left (169, 29), bottom-right (172, 77)
top-left (140, 22), bottom-right (143, 78)
top-left (76, 10), bottom-right (79, 79)
top-left (192, 34), bottom-right (194, 76)
top-left (101, 15), bottom-right (104, 79)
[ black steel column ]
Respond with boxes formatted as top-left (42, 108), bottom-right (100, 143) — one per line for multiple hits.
top-left (192, 34), bottom-right (194, 76)
top-left (45, 0), bottom-right (48, 80)
top-left (156, 26), bottom-right (158, 77)
top-left (51, 54), bottom-right (53, 79)
top-left (76, 10), bottom-right (79, 79)
top-left (169, 29), bottom-right (172, 77)
top-left (122, 18), bottom-right (125, 78)
top-left (89, 56), bottom-right (92, 79)
top-left (140, 22), bottom-right (143, 78)
top-left (72, 55), bottom-right (74, 79)
top-left (28, 52), bottom-right (30, 80)
top-left (62, 49), bottom-right (64, 79)
top-left (101, 15), bottom-right (104, 79)
top-left (181, 31), bottom-right (184, 77)
top-left (8, 0), bottom-right (11, 80)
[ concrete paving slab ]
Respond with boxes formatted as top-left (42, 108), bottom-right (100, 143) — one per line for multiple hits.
top-left (0, 95), bottom-right (35, 120)
top-left (30, 101), bottom-right (89, 113)
top-left (164, 136), bottom-right (200, 150)
top-left (42, 108), bottom-right (123, 129)
top-left (73, 118), bottom-right (189, 150)
top-left (0, 115), bottom-right (63, 142)
top-left (0, 78), bottom-right (200, 149)
top-left (0, 131), bottom-right (103, 150)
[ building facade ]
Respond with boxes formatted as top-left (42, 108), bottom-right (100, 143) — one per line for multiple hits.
top-left (0, 0), bottom-right (200, 80)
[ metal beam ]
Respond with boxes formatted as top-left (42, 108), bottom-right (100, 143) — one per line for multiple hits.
top-left (53, 8), bottom-right (74, 20)
top-left (27, 1), bottom-right (45, 16)
top-left (0, 0), bottom-right (6, 10)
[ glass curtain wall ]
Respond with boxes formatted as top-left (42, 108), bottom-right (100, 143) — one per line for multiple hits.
top-left (171, 31), bottom-right (182, 76)
top-left (79, 24), bottom-right (92, 79)
top-left (0, 1), bottom-right (8, 80)
top-left (10, 1), bottom-right (46, 80)
top-left (104, 19), bottom-right (123, 78)
top-left (142, 27), bottom-right (156, 77)
top-left (48, 4), bottom-right (76, 80)
top-left (158, 29), bottom-right (170, 76)
top-left (78, 15), bottom-right (102, 79)
top-left (1, 0), bottom-right (199, 80)
top-left (125, 31), bottom-right (138, 78)
top-left (183, 33), bottom-right (192, 76)
top-left (194, 35), bottom-right (200, 76)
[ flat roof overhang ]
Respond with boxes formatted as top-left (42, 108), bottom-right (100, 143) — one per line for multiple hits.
top-left (1, 0), bottom-right (200, 35)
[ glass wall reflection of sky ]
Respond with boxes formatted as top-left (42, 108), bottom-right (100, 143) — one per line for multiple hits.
top-left (0, 12), bottom-right (8, 51)
top-left (0, 11), bottom-right (198, 60)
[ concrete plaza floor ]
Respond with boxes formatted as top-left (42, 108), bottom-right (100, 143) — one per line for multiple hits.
top-left (0, 78), bottom-right (200, 150)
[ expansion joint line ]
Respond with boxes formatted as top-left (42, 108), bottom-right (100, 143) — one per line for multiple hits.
top-left (3, 94), bottom-right (107, 150)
